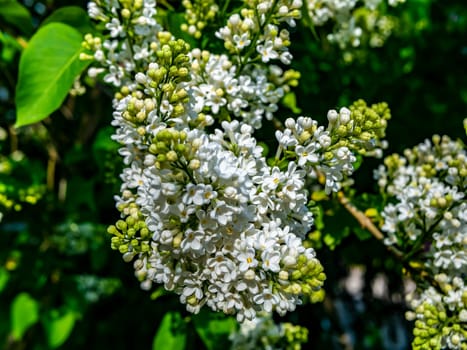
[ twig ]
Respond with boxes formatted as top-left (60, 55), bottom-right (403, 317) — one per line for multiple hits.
top-left (46, 144), bottom-right (58, 191)
top-left (8, 126), bottom-right (18, 153)
top-left (337, 192), bottom-right (404, 259)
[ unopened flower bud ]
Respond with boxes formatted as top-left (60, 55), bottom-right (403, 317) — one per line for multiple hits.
top-left (166, 150), bottom-right (178, 162)
top-left (189, 159), bottom-right (200, 170)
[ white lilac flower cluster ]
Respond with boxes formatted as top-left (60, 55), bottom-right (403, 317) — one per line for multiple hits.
top-left (83, 0), bottom-right (300, 130)
top-left (203, 0), bottom-right (302, 128)
top-left (375, 133), bottom-right (467, 349)
top-left (376, 135), bottom-right (466, 271)
top-left (108, 43), bottom-right (328, 321)
top-left (306, 0), bottom-right (405, 56)
top-left (189, 50), bottom-right (299, 128)
top-left (84, 0), bottom-right (389, 321)
top-left (230, 314), bottom-right (308, 349)
top-left (82, 0), bottom-right (162, 87)
top-left (215, 0), bottom-right (302, 65)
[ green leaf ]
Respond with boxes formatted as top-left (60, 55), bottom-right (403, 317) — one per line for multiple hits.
top-left (153, 312), bottom-right (186, 350)
top-left (42, 6), bottom-right (94, 35)
top-left (15, 22), bottom-right (90, 128)
top-left (282, 92), bottom-right (302, 114)
top-left (43, 309), bottom-right (76, 348)
top-left (0, 267), bottom-right (9, 293)
top-left (0, 31), bottom-right (23, 63)
top-left (0, 0), bottom-right (33, 35)
top-left (354, 227), bottom-right (372, 241)
top-left (352, 154), bottom-right (363, 171)
top-left (192, 309), bottom-right (236, 350)
top-left (10, 292), bottom-right (39, 340)
top-left (150, 287), bottom-right (168, 301)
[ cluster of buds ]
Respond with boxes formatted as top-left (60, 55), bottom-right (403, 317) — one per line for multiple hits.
top-left (406, 274), bottom-right (467, 350)
top-left (181, 0), bottom-right (219, 39)
top-left (328, 99), bottom-right (391, 157)
top-left (275, 99), bottom-right (390, 193)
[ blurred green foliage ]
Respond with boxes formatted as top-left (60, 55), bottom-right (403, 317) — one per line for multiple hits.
top-left (0, 0), bottom-right (466, 349)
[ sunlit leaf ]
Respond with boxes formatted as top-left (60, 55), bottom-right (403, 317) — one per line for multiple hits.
top-left (282, 91), bottom-right (302, 114)
top-left (10, 292), bottom-right (39, 340)
top-left (192, 310), bottom-right (236, 350)
top-left (15, 23), bottom-right (90, 127)
top-left (153, 312), bottom-right (186, 350)
top-left (43, 309), bottom-right (76, 348)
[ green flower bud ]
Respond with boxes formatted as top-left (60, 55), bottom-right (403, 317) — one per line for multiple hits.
top-left (175, 144), bottom-right (186, 153)
top-left (116, 220), bottom-right (127, 231)
top-left (118, 244), bottom-right (129, 254)
top-left (127, 228), bottom-right (136, 237)
top-left (291, 270), bottom-right (302, 280)
top-left (140, 227), bottom-right (149, 239)
top-left (126, 216), bottom-right (136, 226)
top-left (121, 8), bottom-right (131, 18)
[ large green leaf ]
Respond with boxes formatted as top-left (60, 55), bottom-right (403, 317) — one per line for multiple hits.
top-left (43, 309), bottom-right (76, 348)
top-left (10, 292), bottom-right (39, 340)
top-left (41, 6), bottom-right (94, 35)
top-left (0, 0), bottom-right (33, 35)
top-left (192, 310), bottom-right (236, 350)
top-left (15, 22), bottom-right (89, 128)
top-left (153, 312), bottom-right (186, 350)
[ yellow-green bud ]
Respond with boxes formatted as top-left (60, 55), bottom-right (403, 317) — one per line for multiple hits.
top-left (118, 244), bottom-right (129, 254)
top-left (291, 270), bottom-right (302, 280)
top-left (149, 144), bottom-right (159, 154)
top-left (166, 150), bottom-right (178, 162)
top-left (140, 228), bottom-right (149, 238)
top-left (189, 159), bottom-right (200, 170)
top-left (121, 8), bottom-right (131, 18)
top-left (298, 131), bottom-right (311, 143)
top-left (173, 104), bottom-right (185, 116)
top-left (278, 270), bottom-right (289, 280)
top-left (175, 144), bottom-right (186, 153)
top-left (116, 220), bottom-right (127, 231)
top-left (173, 233), bottom-right (182, 248)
